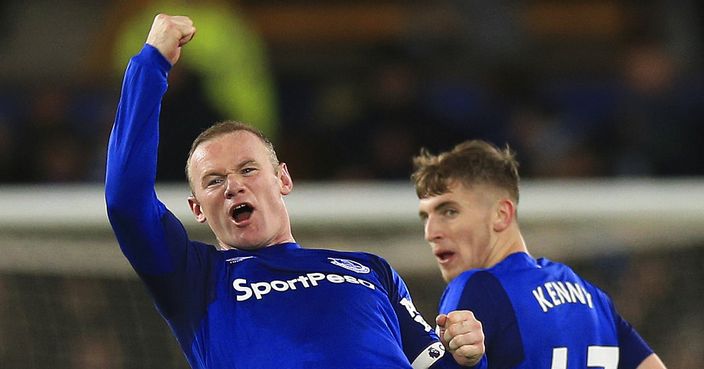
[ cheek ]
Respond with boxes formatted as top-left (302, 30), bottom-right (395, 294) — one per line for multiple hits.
top-left (455, 219), bottom-right (490, 247)
top-left (201, 196), bottom-right (223, 218)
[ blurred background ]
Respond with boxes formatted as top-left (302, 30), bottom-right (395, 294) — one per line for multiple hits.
top-left (0, 0), bottom-right (703, 368)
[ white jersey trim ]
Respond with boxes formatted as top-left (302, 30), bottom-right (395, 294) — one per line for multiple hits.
top-left (411, 341), bottom-right (446, 369)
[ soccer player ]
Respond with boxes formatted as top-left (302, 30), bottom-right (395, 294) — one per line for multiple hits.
top-left (412, 140), bottom-right (667, 369)
top-left (105, 14), bottom-right (483, 369)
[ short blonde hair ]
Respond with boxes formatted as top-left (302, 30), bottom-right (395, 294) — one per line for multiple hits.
top-left (411, 140), bottom-right (520, 202)
top-left (185, 121), bottom-right (279, 190)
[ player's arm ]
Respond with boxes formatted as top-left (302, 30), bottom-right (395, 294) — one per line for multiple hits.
top-left (436, 271), bottom-right (523, 368)
top-left (105, 14), bottom-right (196, 275)
top-left (368, 257), bottom-right (445, 368)
top-left (376, 258), bottom-right (483, 368)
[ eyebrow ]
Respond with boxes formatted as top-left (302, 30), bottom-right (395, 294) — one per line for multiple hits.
top-left (237, 159), bottom-right (258, 169)
top-left (199, 172), bottom-right (222, 188)
top-left (419, 200), bottom-right (457, 218)
top-left (199, 159), bottom-right (259, 184)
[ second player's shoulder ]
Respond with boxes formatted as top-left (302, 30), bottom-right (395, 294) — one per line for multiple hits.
top-left (535, 256), bottom-right (568, 270)
top-left (448, 268), bottom-right (486, 289)
top-left (439, 269), bottom-right (511, 319)
top-left (535, 257), bottom-right (592, 283)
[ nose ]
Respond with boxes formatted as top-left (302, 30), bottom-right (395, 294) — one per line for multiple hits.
top-left (424, 216), bottom-right (443, 244)
top-left (224, 175), bottom-right (245, 199)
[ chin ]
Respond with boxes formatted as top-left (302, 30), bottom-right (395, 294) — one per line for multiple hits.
top-left (440, 272), bottom-right (454, 283)
top-left (234, 243), bottom-right (268, 251)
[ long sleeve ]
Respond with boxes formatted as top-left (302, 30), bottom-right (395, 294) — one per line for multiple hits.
top-left (105, 44), bottom-right (185, 275)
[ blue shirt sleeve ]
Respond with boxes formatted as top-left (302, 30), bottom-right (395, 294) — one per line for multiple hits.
top-left (439, 271), bottom-right (523, 369)
top-left (105, 44), bottom-right (204, 318)
top-left (614, 304), bottom-right (654, 369)
top-left (370, 255), bottom-right (449, 368)
top-left (106, 44), bottom-right (174, 272)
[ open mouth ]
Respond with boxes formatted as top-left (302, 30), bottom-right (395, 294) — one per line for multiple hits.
top-left (232, 203), bottom-right (254, 223)
top-left (435, 251), bottom-right (454, 263)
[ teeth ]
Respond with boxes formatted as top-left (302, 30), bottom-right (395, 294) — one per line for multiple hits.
top-left (235, 204), bottom-right (247, 210)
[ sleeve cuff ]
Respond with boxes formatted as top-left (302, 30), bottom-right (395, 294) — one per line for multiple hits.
top-left (429, 352), bottom-right (487, 369)
top-left (133, 44), bottom-right (173, 73)
top-left (466, 354), bottom-right (487, 369)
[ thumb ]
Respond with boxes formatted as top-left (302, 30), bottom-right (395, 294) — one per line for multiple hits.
top-left (436, 313), bottom-right (448, 328)
top-left (435, 314), bottom-right (449, 346)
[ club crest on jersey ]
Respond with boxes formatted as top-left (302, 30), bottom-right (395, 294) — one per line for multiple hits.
top-left (327, 258), bottom-right (370, 274)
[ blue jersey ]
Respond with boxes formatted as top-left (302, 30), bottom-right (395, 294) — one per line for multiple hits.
top-left (439, 252), bottom-right (653, 369)
top-left (105, 45), bottom-right (449, 369)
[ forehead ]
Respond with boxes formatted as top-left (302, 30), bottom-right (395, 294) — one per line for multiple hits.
top-left (418, 181), bottom-right (490, 211)
top-left (190, 131), bottom-right (269, 170)
top-left (419, 181), bottom-right (461, 205)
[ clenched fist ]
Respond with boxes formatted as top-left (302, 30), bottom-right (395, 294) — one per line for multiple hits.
top-left (436, 310), bottom-right (485, 367)
top-left (145, 14), bottom-right (196, 65)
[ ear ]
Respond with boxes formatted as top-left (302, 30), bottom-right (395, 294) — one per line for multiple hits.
top-left (278, 163), bottom-right (293, 195)
top-left (493, 198), bottom-right (516, 232)
top-left (188, 195), bottom-right (208, 223)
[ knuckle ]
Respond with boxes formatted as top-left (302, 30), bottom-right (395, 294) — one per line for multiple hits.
top-left (446, 323), bottom-right (461, 336)
top-left (459, 345), bottom-right (476, 357)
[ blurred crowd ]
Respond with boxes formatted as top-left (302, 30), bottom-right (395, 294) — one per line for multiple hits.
top-left (0, 0), bottom-right (702, 183)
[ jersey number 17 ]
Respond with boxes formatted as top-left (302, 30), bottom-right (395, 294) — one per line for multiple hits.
top-left (551, 346), bottom-right (618, 369)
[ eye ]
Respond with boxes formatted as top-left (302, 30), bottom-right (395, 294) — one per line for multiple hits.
top-left (442, 208), bottom-right (458, 217)
top-left (206, 177), bottom-right (224, 187)
top-left (241, 167), bottom-right (257, 175)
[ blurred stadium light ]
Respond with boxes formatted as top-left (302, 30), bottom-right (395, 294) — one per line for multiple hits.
top-left (1, 179), bottom-right (702, 276)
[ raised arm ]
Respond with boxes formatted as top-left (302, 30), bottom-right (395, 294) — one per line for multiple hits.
top-left (105, 14), bottom-right (196, 274)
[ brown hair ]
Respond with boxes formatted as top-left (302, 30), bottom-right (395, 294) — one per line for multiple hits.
top-left (185, 121), bottom-right (279, 190)
top-left (411, 140), bottom-right (520, 202)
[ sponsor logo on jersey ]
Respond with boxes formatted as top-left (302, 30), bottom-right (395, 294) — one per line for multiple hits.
top-left (226, 256), bottom-right (256, 264)
top-left (233, 272), bottom-right (376, 301)
top-left (327, 258), bottom-right (371, 274)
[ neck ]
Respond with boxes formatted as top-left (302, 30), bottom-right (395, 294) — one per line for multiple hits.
top-left (216, 234), bottom-right (297, 251)
top-left (485, 227), bottom-right (528, 268)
